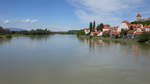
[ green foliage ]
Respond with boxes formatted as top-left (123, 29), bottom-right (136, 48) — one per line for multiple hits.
top-left (93, 21), bottom-right (96, 29)
top-left (27, 29), bottom-right (51, 35)
top-left (89, 22), bottom-right (93, 32)
top-left (103, 32), bottom-right (110, 37)
top-left (77, 30), bottom-right (85, 35)
top-left (0, 26), bottom-right (51, 35)
top-left (67, 30), bottom-right (81, 34)
top-left (0, 26), bottom-right (11, 34)
top-left (5, 34), bottom-right (12, 38)
top-left (120, 29), bottom-right (128, 37)
top-left (138, 32), bottom-right (150, 42)
top-left (129, 26), bottom-right (134, 30)
top-left (97, 23), bottom-right (104, 31)
top-left (131, 20), bottom-right (150, 25)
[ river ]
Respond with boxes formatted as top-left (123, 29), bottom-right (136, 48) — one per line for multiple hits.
top-left (0, 35), bottom-right (150, 84)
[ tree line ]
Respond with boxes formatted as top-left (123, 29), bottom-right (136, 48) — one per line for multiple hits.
top-left (0, 26), bottom-right (51, 35)
top-left (89, 21), bottom-right (104, 32)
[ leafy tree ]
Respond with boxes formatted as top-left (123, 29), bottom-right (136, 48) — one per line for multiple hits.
top-left (130, 26), bottom-right (134, 30)
top-left (131, 20), bottom-right (150, 25)
top-left (120, 29), bottom-right (128, 37)
top-left (97, 23), bottom-right (104, 31)
top-left (0, 26), bottom-right (4, 33)
top-left (138, 32), bottom-right (150, 42)
top-left (77, 30), bottom-right (85, 35)
top-left (89, 22), bottom-right (93, 33)
top-left (93, 21), bottom-right (96, 29)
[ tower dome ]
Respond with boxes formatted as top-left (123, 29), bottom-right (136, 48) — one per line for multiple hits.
top-left (136, 13), bottom-right (142, 21)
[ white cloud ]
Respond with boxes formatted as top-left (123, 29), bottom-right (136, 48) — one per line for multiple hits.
top-left (3, 20), bottom-right (10, 24)
top-left (71, 0), bottom-right (142, 12)
top-left (69, 0), bottom-right (143, 25)
top-left (23, 19), bottom-right (39, 23)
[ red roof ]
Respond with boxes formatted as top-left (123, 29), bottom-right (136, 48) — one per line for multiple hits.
top-left (147, 17), bottom-right (150, 20)
top-left (111, 32), bottom-right (120, 35)
top-left (134, 31), bottom-right (144, 35)
top-left (128, 30), bottom-right (135, 34)
top-left (103, 25), bottom-right (110, 28)
top-left (129, 24), bottom-right (142, 28)
top-left (83, 28), bottom-right (90, 30)
top-left (91, 31), bottom-right (101, 35)
top-left (136, 13), bottom-right (142, 17)
top-left (121, 20), bottom-right (131, 27)
top-left (144, 25), bottom-right (150, 28)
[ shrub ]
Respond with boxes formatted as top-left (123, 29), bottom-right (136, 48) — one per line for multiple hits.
top-left (138, 32), bottom-right (150, 42)
top-left (5, 34), bottom-right (12, 38)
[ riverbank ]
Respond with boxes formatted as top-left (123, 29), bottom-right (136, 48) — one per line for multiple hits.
top-left (0, 34), bottom-right (12, 39)
top-left (77, 35), bottom-right (150, 45)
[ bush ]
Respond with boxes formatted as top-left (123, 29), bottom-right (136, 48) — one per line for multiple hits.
top-left (138, 32), bottom-right (150, 42)
top-left (103, 32), bottom-right (110, 37)
top-left (5, 34), bottom-right (12, 38)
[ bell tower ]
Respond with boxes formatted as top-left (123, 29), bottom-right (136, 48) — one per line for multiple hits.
top-left (136, 13), bottom-right (142, 21)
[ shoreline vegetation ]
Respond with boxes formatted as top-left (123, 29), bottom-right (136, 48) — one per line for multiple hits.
top-left (0, 26), bottom-right (81, 39)
top-left (76, 33), bottom-right (150, 44)
top-left (77, 35), bottom-right (137, 43)
top-left (0, 25), bottom-right (150, 44)
top-left (78, 19), bottom-right (150, 44)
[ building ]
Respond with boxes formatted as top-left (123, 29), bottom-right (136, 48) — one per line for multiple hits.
top-left (144, 25), bottom-right (150, 32)
top-left (83, 28), bottom-right (90, 35)
top-left (136, 13), bottom-right (150, 21)
top-left (136, 13), bottom-right (142, 21)
top-left (102, 25), bottom-right (112, 32)
top-left (118, 20), bottom-right (130, 31)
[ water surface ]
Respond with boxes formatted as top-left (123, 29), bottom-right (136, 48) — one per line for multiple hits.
top-left (0, 35), bottom-right (150, 84)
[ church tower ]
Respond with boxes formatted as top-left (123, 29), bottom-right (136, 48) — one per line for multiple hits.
top-left (136, 13), bottom-right (142, 21)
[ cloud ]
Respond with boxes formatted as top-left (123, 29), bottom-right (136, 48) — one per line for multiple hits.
top-left (23, 19), bottom-right (39, 23)
top-left (3, 20), bottom-right (10, 24)
top-left (71, 0), bottom-right (142, 12)
top-left (68, 0), bottom-right (144, 25)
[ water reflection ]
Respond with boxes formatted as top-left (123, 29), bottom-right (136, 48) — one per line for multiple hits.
top-left (77, 36), bottom-right (150, 57)
top-left (28, 35), bottom-right (53, 41)
top-left (77, 36), bottom-right (105, 51)
top-left (0, 38), bottom-right (12, 45)
top-left (0, 35), bottom-right (150, 84)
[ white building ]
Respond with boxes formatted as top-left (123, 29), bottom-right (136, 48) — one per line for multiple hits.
top-left (83, 28), bottom-right (90, 35)
top-left (118, 21), bottom-right (130, 32)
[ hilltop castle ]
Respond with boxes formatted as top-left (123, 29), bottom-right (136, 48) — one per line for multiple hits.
top-left (136, 13), bottom-right (150, 21)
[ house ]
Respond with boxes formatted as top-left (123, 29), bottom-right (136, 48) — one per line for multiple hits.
top-left (83, 28), bottom-right (90, 35)
top-left (127, 28), bottom-right (144, 39)
top-left (127, 30), bottom-right (136, 39)
top-left (102, 25), bottom-right (112, 32)
top-left (110, 27), bottom-right (121, 38)
top-left (118, 20), bottom-right (130, 31)
top-left (136, 13), bottom-right (142, 21)
top-left (130, 24), bottom-right (143, 28)
top-left (90, 31), bottom-right (103, 36)
top-left (144, 25), bottom-right (150, 32)
top-left (97, 32), bottom-right (103, 36)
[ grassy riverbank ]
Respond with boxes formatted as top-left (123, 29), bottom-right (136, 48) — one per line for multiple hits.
top-left (0, 34), bottom-right (12, 39)
top-left (77, 35), bottom-right (148, 45)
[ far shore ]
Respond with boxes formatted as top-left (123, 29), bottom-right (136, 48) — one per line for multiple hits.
top-left (77, 35), bottom-right (150, 45)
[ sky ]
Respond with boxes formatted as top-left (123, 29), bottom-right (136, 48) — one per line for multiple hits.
top-left (0, 0), bottom-right (150, 31)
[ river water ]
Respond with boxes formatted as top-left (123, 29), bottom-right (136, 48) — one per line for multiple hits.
top-left (0, 35), bottom-right (150, 84)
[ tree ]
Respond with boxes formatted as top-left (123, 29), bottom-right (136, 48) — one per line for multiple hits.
top-left (89, 22), bottom-right (93, 33)
top-left (130, 26), bottom-right (134, 30)
top-left (138, 32), bottom-right (150, 42)
top-left (0, 26), bottom-right (9, 34)
top-left (97, 23), bottom-right (104, 31)
top-left (93, 21), bottom-right (96, 30)
top-left (120, 29), bottom-right (128, 38)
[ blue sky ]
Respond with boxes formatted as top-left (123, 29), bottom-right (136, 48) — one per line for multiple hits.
top-left (0, 0), bottom-right (150, 31)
